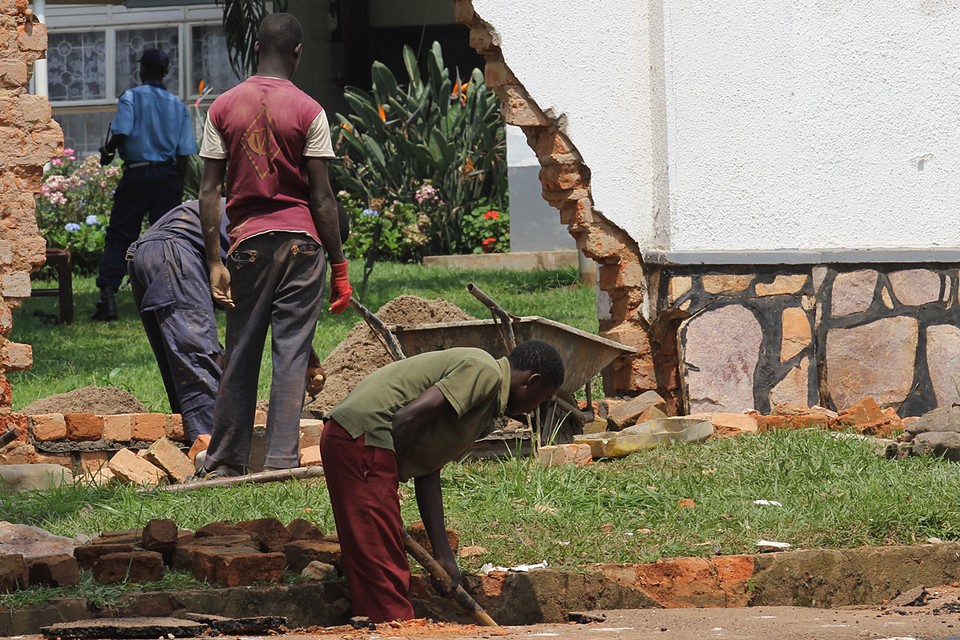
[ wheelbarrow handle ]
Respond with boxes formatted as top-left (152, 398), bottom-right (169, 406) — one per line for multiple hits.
top-left (349, 297), bottom-right (406, 361)
top-left (466, 283), bottom-right (516, 352)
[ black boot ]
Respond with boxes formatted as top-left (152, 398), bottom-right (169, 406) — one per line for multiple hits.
top-left (90, 286), bottom-right (118, 321)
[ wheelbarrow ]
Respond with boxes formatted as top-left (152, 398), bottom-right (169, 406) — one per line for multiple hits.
top-left (352, 283), bottom-right (634, 444)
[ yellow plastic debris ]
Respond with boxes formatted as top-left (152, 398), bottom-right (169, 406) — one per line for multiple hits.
top-left (573, 418), bottom-right (714, 459)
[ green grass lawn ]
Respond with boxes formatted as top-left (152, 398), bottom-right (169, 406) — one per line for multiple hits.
top-left (6, 264), bottom-right (960, 607)
top-left (5, 429), bottom-right (960, 573)
top-left (9, 262), bottom-right (592, 411)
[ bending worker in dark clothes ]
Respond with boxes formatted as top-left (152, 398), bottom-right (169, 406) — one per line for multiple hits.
top-left (127, 199), bottom-right (348, 444)
top-left (94, 47), bottom-right (196, 322)
top-left (322, 340), bottom-right (565, 622)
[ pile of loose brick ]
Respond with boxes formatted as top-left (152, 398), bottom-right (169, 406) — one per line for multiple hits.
top-left (0, 412), bottom-right (326, 486)
top-left (537, 392), bottom-right (911, 468)
top-left (0, 518), bottom-right (453, 594)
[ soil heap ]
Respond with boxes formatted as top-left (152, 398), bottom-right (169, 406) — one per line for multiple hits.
top-left (20, 386), bottom-right (148, 415)
top-left (306, 295), bottom-right (474, 415)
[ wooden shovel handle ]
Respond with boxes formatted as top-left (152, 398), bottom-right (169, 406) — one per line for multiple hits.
top-left (401, 529), bottom-right (498, 627)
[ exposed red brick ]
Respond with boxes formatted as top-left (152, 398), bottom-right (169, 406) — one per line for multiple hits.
top-left (29, 413), bottom-right (65, 441)
top-left (132, 413), bottom-right (167, 441)
top-left (27, 554), bottom-right (79, 587)
top-left (188, 433), bottom-right (210, 462)
top-left (191, 548), bottom-right (286, 587)
top-left (0, 553), bottom-right (28, 592)
top-left (74, 543), bottom-right (136, 571)
top-left (282, 540), bottom-right (342, 573)
top-left (165, 414), bottom-right (186, 441)
top-left (92, 551), bottom-right (164, 584)
top-left (236, 518), bottom-right (292, 552)
top-left (102, 414), bottom-right (133, 442)
top-left (2, 341), bottom-right (30, 370)
top-left (64, 413), bottom-right (103, 441)
top-left (286, 518), bottom-right (326, 542)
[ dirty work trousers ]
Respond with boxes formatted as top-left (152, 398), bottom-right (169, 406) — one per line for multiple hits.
top-left (128, 235), bottom-right (221, 442)
top-left (98, 164), bottom-right (183, 290)
top-left (320, 419), bottom-right (415, 622)
top-left (204, 232), bottom-right (325, 471)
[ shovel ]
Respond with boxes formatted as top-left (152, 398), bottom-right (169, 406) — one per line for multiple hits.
top-left (401, 529), bottom-right (498, 627)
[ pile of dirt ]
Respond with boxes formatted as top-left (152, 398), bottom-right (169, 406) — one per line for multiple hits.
top-left (20, 386), bottom-right (148, 416)
top-left (301, 619), bottom-right (502, 638)
top-left (305, 295), bottom-right (474, 416)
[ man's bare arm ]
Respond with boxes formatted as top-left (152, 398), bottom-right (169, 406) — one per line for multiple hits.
top-left (199, 158), bottom-right (232, 307)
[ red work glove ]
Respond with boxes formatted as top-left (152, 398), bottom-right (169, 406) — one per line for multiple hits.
top-left (328, 261), bottom-right (352, 314)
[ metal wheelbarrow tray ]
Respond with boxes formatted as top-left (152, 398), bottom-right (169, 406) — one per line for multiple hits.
top-left (385, 316), bottom-right (630, 399)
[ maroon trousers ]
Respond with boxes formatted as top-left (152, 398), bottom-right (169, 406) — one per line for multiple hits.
top-left (320, 420), bottom-right (415, 622)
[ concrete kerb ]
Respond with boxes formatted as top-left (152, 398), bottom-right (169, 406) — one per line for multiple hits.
top-left (3, 543), bottom-right (959, 635)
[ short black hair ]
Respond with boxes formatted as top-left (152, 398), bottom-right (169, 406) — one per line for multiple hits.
top-left (258, 13), bottom-right (303, 56)
top-left (508, 340), bottom-right (565, 388)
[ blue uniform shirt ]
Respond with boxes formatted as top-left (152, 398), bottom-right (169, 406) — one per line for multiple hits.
top-left (110, 82), bottom-right (198, 163)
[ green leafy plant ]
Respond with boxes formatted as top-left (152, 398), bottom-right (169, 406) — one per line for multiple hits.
top-left (331, 41), bottom-right (508, 257)
top-left (34, 149), bottom-right (119, 274)
top-left (461, 205), bottom-right (509, 254)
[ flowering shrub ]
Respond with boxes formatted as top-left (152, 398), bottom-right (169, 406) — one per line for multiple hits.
top-left (461, 206), bottom-right (510, 254)
top-left (35, 150), bottom-right (119, 274)
top-left (339, 192), bottom-right (430, 264)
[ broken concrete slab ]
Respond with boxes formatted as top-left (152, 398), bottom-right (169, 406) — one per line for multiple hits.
top-left (180, 612), bottom-right (287, 634)
top-left (40, 616), bottom-right (206, 639)
top-left (0, 522), bottom-right (77, 559)
top-left (0, 464), bottom-right (73, 493)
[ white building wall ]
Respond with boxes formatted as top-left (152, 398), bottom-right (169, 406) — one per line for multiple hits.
top-left (470, 0), bottom-right (661, 251)
top-left (472, 0), bottom-right (960, 256)
top-left (664, 1), bottom-right (960, 253)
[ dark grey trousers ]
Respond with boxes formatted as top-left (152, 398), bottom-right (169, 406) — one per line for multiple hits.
top-left (128, 236), bottom-right (222, 442)
top-left (205, 231), bottom-right (326, 471)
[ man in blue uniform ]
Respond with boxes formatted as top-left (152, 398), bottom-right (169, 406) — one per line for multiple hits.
top-left (127, 199), bottom-right (349, 444)
top-left (93, 48), bottom-right (197, 321)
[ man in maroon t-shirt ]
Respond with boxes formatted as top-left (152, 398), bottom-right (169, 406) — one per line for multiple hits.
top-left (197, 12), bottom-right (352, 477)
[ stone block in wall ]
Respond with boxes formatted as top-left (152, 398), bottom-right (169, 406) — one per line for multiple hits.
top-left (132, 413), bottom-right (166, 441)
top-left (64, 413), bottom-right (103, 441)
top-left (539, 163), bottom-right (588, 191)
top-left (926, 324), bottom-right (960, 407)
top-left (755, 275), bottom-right (808, 297)
top-left (702, 274), bottom-right (752, 294)
top-left (825, 317), bottom-right (918, 410)
top-left (79, 451), bottom-right (110, 474)
top-left (0, 442), bottom-right (41, 465)
top-left (781, 308), bottom-right (811, 361)
top-left (888, 269), bottom-right (941, 307)
top-left (102, 414), bottom-right (133, 442)
top-left (668, 277), bottom-right (692, 303)
top-left (769, 359), bottom-right (810, 408)
top-left (29, 413), bottom-right (65, 441)
top-left (680, 305), bottom-right (762, 414)
top-left (830, 269), bottom-right (877, 317)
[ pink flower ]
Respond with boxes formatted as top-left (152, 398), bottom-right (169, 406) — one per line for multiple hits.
top-left (51, 158), bottom-right (62, 166)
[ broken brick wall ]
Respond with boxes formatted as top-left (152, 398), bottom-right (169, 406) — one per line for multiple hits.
top-left (456, 0), bottom-right (660, 403)
top-left (0, 0), bottom-right (61, 422)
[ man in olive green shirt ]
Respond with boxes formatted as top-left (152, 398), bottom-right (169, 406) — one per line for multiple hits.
top-left (322, 340), bottom-right (565, 622)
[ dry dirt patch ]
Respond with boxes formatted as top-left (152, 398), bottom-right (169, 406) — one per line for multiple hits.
top-left (20, 386), bottom-right (147, 415)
